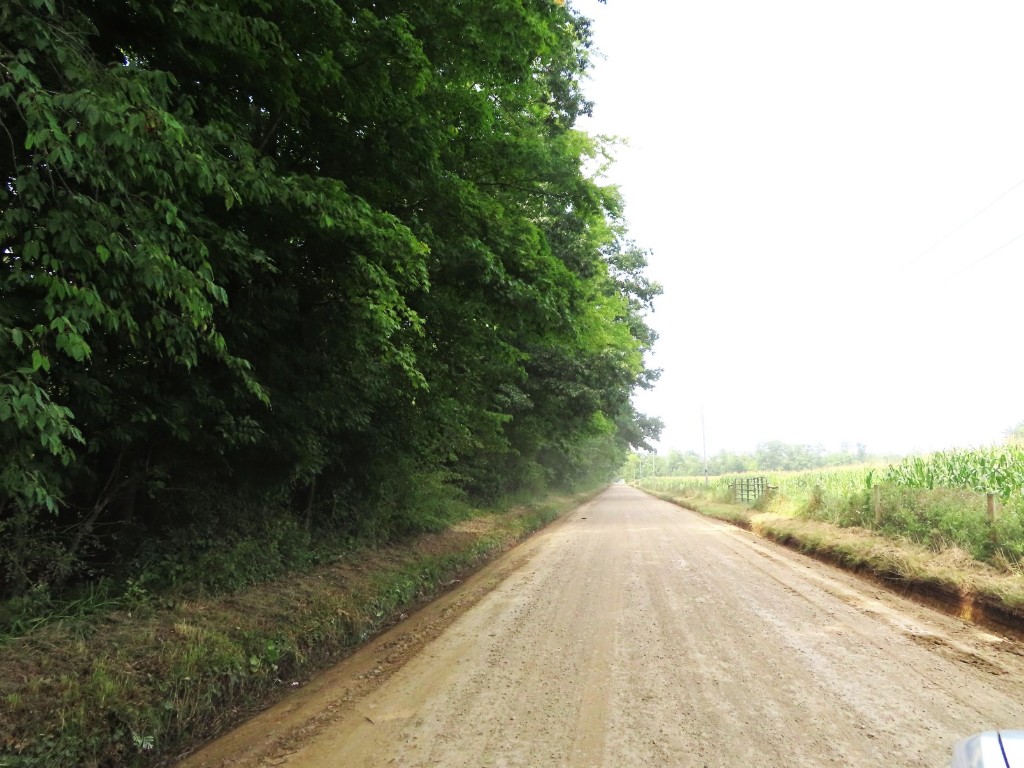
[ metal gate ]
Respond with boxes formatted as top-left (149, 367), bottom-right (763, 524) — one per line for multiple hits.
top-left (730, 477), bottom-right (770, 503)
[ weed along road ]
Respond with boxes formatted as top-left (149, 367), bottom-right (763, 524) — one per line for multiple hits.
top-left (181, 485), bottom-right (1024, 768)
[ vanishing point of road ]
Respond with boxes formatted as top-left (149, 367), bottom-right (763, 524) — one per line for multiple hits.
top-left (181, 485), bottom-right (1024, 767)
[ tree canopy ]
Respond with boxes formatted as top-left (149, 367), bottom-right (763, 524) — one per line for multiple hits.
top-left (0, 0), bottom-right (659, 597)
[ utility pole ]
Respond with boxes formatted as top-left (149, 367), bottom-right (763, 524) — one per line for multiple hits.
top-left (701, 404), bottom-right (709, 485)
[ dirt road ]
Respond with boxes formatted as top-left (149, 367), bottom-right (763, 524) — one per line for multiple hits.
top-left (181, 485), bottom-right (1024, 767)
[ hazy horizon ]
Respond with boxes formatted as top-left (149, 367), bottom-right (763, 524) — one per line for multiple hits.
top-left (577, 0), bottom-right (1024, 457)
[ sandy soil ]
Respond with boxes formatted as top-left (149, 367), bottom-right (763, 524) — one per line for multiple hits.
top-left (179, 485), bottom-right (1024, 768)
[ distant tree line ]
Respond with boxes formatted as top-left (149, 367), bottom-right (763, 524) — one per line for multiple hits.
top-left (0, 0), bottom-right (660, 599)
top-left (623, 442), bottom-right (883, 480)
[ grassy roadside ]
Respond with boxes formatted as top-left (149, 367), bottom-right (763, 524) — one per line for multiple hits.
top-left (642, 486), bottom-right (1024, 634)
top-left (0, 491), bottom-right (592, 768)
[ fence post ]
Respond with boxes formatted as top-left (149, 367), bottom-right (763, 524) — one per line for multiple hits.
top-left (988, 493), bottom-right (999, 545)
top-left (872, 485), bottom-right (881, 526)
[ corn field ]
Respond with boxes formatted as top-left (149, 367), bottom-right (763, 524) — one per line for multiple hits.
top-left (641, 446), bottom-right (1024, 503)
top-left (883, 446), bottom-right (1024, 500)
top-left (634, 451), bottom-right (1024, 565)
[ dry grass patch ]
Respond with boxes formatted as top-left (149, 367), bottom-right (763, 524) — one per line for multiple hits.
top-left (752, 514), bottom-right (1024, 628)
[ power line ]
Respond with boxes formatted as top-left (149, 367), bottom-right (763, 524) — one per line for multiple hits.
top-left (896, 177), bottom-right (1024, 272)
top-left (954, 230), bottom-right (1024, 276)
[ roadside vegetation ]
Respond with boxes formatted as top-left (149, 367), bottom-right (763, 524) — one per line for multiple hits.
top-left (0, 491), bottom-right (590, 767)
top-left (636, 444), bottom-right (1024, 627)
top-left (1, 0), bottom-right (659, 608)
top-left (621, 440), bottom-right (900, 478)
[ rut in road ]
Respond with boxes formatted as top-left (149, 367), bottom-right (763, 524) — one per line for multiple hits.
top-left (181, 485), bottom-right (1024, 768)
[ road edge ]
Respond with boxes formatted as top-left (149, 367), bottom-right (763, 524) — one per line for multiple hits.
top-left (172, 491), bottom-right (601, 768)
top-left (643, 488), bottom-right (1024, 642)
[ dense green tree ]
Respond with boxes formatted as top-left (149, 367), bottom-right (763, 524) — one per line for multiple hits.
top-left (1, 0), bottom-right (657, 597)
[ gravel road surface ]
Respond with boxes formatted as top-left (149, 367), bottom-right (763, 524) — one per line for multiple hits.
top-left (180, 485), bottom-right (1024, 767)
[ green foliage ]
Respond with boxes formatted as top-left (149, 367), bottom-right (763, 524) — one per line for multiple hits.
top-left (621, 441), bottom-right (877, 481)
top-left (993, 506), bottom-right (1024, 563)
top-left (641, 454), bottom-right (1024, 569)
top-left (1, 0), bottom-right (658, 601)
top-left (0, 580), bottom-right (118, 637)
top-left (133, 518), bottom-right (324, 597)
top-left (883, 446), bottom-right (1024, 500)
top-left (872, 486), bottom-right (994, 559)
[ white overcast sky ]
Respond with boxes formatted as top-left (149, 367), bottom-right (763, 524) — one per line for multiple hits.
top-left (576, 0), bottom-right (1024, 456)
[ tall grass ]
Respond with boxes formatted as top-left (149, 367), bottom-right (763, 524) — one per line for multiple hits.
top-left (637, 454), bottom-right (1024, 568)
top-left (640, 475), bottom-right (731, 499)
top-left (642, 467), bottom-right (873, 508)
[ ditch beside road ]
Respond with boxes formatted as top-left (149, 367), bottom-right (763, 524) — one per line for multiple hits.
top-left (181, 485), bottom-right (1024, 768)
